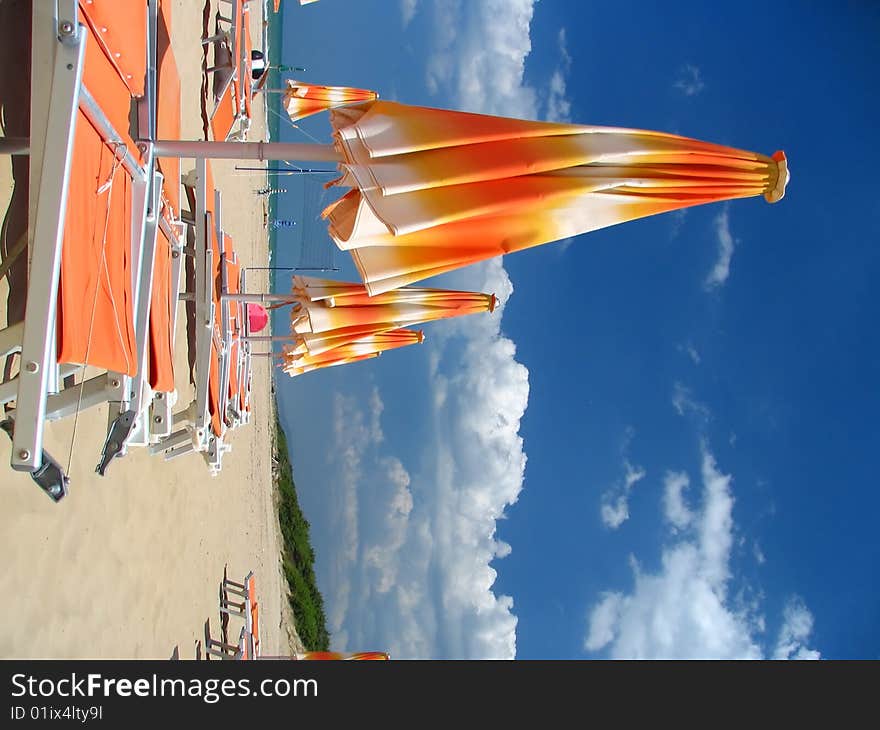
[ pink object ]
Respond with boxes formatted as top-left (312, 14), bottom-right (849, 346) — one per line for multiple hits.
top-left (247, 303), bottom-right (269, 333)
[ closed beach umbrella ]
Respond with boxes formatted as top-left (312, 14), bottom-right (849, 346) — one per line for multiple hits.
top-left (283, 80), bottom-right (378, 123)
top-left (318, 101), bottom-right (790, 295)
top-left (292, 651), bottom-right (390, 660)
top-left (289, 275), bottom-right (496, 336)
top-left (281, 328), bottom-right (424, 376)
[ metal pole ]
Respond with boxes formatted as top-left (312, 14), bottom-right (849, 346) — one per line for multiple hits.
top-left (235, 166), bottom-right (335, 174)
top-left (152, 140), bottom-right (342, 162)
top-left (221, 293), bottom-right (294, 303)
top-left (244, 335), bottom-right (293, 342)
top-left (0, 137), bottom-right (30, 155)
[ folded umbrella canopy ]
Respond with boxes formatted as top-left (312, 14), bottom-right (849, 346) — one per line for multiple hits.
top-left (283, 80), bottom-right (378, 123)
top-left (293, 651), bottom-right (390, 660)
top-left (281, 328), bottom-right (424, 377)
top-left (278, 276), bottom-right (494, 374)
top-left (319, 101), bottom-right (790, 295)
top-left (289, 275), bottom-right (496, 337)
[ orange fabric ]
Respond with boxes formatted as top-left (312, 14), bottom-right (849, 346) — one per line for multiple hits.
top-left (294, 652), bottom-right (390, 660)
top-left (207, 214), bottom-right (224, 437)
top-left (208, 340), bottom-right (223, 437)
top-left (148, 226), bottom-right (175, 392)
top-left (156, 0), bottom-right (181, 217)
top-left (79, 14), bottom-right (141, 161)
top-left (225, 248), bottom-right (241, 411)
top-left (78, 0), bottom-right (147, 97)
top-left (284, 82), bottom-right (378, 123)
top-left (57, 111), bottom-right (137, 374)
top-left (211, 83), bottom-right (236, 141)
top-left (250, 603), bottom-right (260, 655)
top-left (325, 101), bottom-right (789, 295)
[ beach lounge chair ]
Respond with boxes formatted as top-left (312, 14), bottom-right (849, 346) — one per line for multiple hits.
top-left (204, 618), bottom-right (248, 660)
top-left (203, 0), bottom-right (257, 142)
top-left (218, 570), bottom-right (260, 659)
top-left (0, 0), bottom-right (185, 497)
top-left (151, 158), bottom-right (254, 473)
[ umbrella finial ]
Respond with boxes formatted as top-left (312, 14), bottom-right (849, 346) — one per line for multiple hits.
top-left (764, 151), bottom-right (790, 203)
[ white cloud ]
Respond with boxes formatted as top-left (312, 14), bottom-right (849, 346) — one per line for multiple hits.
top-left (753, 541), bottom-right (766, 565)
top-left (545, 28), bottom-right (572, 122)
top-left (423, 1), bottom-right (572, 122)
top-left (663, 471), bottom-right (694, 530)
top-left (320, 5), bottom-right (573, 658)
top-left (585, 444), bottom-right (821, 659)
top-left (585, 592), bottom-right (623, 651)
top-left (705, 208), bottom-right (736, 289)
top-left (672, 382), bottom-right (710, 421)
top-left (670, 208), bottom-right (688, 238)
top-left (555, 237), bottom-right (575, 254)
top-left (601, 459), bottom-right (646, 530)
top-left (324, 258), bottom-right (529, 659)
top-left (674, 64), bottom-right (705, 96)
top-left (325, 390), bottom-right (387, 634)
top-left (400, 0), bottom-right (418, 27)
top-left (774, 598), bottom-right (821, 660)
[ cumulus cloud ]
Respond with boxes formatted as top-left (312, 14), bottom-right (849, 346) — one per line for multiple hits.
top-left (320, 5), bottom-right (573, 659)
top-left (774, 598), bottom-right (821, 660)
top-left (325, 389), bottom-right (388, 634)
top-left (663, 471), bottom-right (694, 530)
top-left (423, 1), bottom-right (572, 121)
top-left (584, 444), bottom-right (820, 659)
top-left (705, 207), bottom-right (736, 289)
top-left (400, 0), bottom-right (418, 27)
top-left (601, 458), bottom-right (646, 530)
top-left (322, 257), bottom-right (528, 659)
top-left (674, 64), bottom-right (705, 96)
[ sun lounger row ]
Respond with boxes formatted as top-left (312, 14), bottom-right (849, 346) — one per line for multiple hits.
top-left (0, 1), bottom-right (257, 498)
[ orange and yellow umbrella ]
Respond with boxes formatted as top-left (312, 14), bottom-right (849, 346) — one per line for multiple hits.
top-left (278, 276), bottom-right (494, 375)
top-left (293, 651), bottom-right (390, 660)
top-left (289, 275), bottom-right (496, 337)
top-left (284, 80), bottom-right (378, 123)
top-left (320, 101), bottom-right (790, 295)
top-left (281, 329), bottom-right (424, 377)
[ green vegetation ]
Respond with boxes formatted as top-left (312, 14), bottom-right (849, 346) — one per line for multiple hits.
top-left (273, 409), bottom-right (330, 651)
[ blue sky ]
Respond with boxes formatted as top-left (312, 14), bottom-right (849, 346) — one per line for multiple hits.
top-left (270, 0), bottom-right (879, 658)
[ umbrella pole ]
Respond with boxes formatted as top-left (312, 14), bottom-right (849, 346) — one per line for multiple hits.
top-left (221, 293), bottom-right (294, 304)
top-left (151, 140), bottom-right (342, 163)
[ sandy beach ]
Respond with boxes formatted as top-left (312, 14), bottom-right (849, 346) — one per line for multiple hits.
top-left (0, 0), bottom-right (300, 658)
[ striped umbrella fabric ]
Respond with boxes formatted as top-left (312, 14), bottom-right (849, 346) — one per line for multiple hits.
top-left (283, 80), bottom-right (378, 123)
top-left (289, 275), bottom-right (496, 336)
top-left (292, 651), bottom-right (390, 660)
top-left (319, 100), bottom-right (790, 295)
top-left (281, 329), bottom-right (423, 377)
